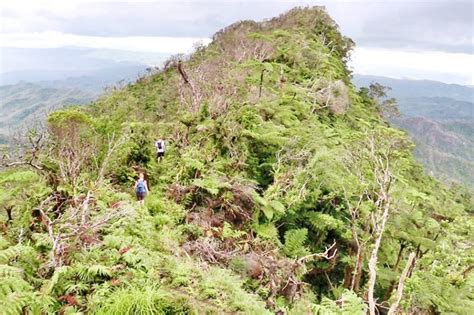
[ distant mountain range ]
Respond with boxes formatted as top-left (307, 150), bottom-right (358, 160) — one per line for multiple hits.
top-left (0, 62), bottom-right (154, 143)
top-left (0, 47), bottom-right (172, 143)
top-left (0, 82), bottom-right (95, 143)
top-left (0, 47), bottom-right (170, 85)
top-left (352, 75), bottom-right (473, 102)
top-left (354, 75), bottom-right (473, 186)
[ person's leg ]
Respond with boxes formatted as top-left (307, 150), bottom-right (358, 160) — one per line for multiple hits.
top-left (137, 193), bottom-right (144, 205)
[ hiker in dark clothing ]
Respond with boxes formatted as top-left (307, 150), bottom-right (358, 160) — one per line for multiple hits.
top-left (134, 172), bottom-right (149, 206)
top-left (155, 139), bottom-right (165, 161)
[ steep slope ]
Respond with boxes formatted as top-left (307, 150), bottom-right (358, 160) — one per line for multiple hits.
top-left (0, 82), bottom-right (96, 143)
top-left (394, 117), bottom-right (474, 185)
top-left (0, 7), bottom-right (472, 315)
top-left (354, 75), bottom-right (474, 186)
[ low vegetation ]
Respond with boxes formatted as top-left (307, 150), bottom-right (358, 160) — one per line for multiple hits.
top-left (1, 7), bottom-right (472, 314)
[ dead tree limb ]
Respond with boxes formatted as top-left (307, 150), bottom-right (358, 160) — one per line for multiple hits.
top-left (80, 191), bottom-right (91, 225)
top-left (296, 241), bottom-right (337, 264)
top-left (97, 132), bottom-right (126, 183)
top-left (366, 134), bottom-right (396, 315)
top-left (259, 69), bottom-right (266, 98)
top-left (38, 193), bottom-right (131, 268)
top-left (387, 252), bottom-right (416, 315)
top-left (462, 265), bottom-right (474, 279)
top-left (177, 60), bottom-right (200, 111)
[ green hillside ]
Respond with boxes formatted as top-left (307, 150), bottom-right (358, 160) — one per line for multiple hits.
top-left (397, 96), bottom-right (472, 120)
top-left (354, 75), bottom-right (474, 186)
top-left (0, 7), bottom-right (472, 314)
top-left (394, 117), bottom-right (474, 185)
top-left (0, 82), bottom-right (96, 143)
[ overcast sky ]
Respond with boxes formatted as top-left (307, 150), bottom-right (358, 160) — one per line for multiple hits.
top-left (0, 0), bottom-right (473, 84)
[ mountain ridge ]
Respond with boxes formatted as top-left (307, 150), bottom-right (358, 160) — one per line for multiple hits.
top-left (0, 7), bottom-right (472, 314)
top-left (353, 74), bottom-right (474, 102)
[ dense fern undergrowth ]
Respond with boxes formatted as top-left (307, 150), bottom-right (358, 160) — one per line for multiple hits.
top-left (1, 7), bottom-right (473, 314)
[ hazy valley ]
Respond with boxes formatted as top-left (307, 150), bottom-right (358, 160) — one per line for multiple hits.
top-left (354, 75), bottom-right (473, 186)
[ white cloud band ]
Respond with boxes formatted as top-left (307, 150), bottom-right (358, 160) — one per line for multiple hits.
top-left (350, 47), bottom-right (474, 85)
top-left (1, 30), bottom-right (472, 85)
top-left (0, 31), bottom-right (210, 54)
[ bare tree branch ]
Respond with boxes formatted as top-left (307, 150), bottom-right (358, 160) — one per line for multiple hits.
top-left (388, 252), bottom-right (416, 315)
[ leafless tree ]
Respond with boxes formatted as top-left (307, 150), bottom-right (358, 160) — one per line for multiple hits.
top-left (37, 192), bottom-right (132, 268)
top-left (1, 120), bottom-right (50, 171)
top-left (344, 130), bottom-right (408, 315)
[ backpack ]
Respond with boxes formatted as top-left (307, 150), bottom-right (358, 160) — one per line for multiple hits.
top-left (156, 140), bottom-right (164, 152)
top-left (136, 179), bottom-right (146, 193)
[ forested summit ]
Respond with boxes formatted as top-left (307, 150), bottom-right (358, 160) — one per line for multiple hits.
top-left (0, 7), bottom-right (472, 314)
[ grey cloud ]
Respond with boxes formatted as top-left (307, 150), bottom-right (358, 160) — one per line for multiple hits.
top-left (332, 1), bottom-right (473, 53)
top-left (4, 0), bottom-right (473, 54)
top-left (45, 1), bottom-right (314, 38)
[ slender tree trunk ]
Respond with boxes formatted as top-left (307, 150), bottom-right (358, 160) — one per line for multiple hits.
top-left (80, 191), bottom-right (91, 225)
top-left (388, 252), bottom-right (416, 315)
top-left (368, 200), bottom-right (390, 315)
top-left (5, 206), bottom-right (13, 222)
top-left (347, 193), bottom-right (365, 292)
top-left (177, 60), bottom-right (199, 111)
top-left (343, 266), bottom-right (353, 288)
top-left (384, 243), bottom-right (406, 300)
top-left (258, 69), bottom-right (265, 98)
top-left (352, 244), bottom-right (365, 292)
top-left (407, 244), bottom-right (421, 278)
top-left (343, 248), bottom-right (354, 288)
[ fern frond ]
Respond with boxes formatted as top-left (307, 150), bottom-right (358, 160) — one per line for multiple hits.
top-left (0, 292), bottom-right (29, 315)
top-left (0, 276), bottom-right (31, 300)
top-left (87, 264), bottom-right (112, 278)
top-left (65, 281), bottom-right (90, 295)
top-left (26, 293), bottom-right (56, 315)
top-left (41, 266), bottom-right (69, 295)
top-left (253, 223), bottom-right (279, 240)
top-left (0, 235), bottom-right (10, 250)
top-left (31, 233), bottom-right (53, 249)
top-left (283, 228), bottom-right (310, 258)
top-left (192, 173), bottom-right (231, 196)
top-left (76, 264), bottom-right (112, 282)
top-left (0, 264), bottom-right (23, 277)
top-left (93, 284), bottom-right (190, 314)
top-left (0, 245), bottom-right (25, 264)
top-left (307, 212), bottom-right (344, 232)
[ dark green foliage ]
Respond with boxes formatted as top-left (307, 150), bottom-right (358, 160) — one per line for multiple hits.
top-left (0, 6), bottom-right (472, 314)
top-left (126, 123), bottom-right (153, 166)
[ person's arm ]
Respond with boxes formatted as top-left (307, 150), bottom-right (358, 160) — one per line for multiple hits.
top-left (134, 180), bottom-right (138, 191)
top-left (145, 180), bottom-right (149, 193)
